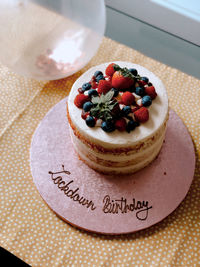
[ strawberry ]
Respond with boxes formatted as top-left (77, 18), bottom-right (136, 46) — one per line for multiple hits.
top-left (74, 94), bottom-right (90, 108)
top-left (112, 70), bottom-right (134, 89)
top-left (115, 118), bottom-right (127, 131)
top-left (97, 80), bottom-right (112, 94)
top-left (145, 86), bottom-right (157, 100)
top-left (134, 107), bottom-right (149, 123)
top-left (121, 92), bottom-right (135, 105)
top-left (105, 63), bottom-right (116, 77)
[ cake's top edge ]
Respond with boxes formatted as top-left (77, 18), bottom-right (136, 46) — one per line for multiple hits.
top-left (67, 61), bottom-right (169, 147)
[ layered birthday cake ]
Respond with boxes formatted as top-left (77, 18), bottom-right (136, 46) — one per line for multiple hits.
top-left (67, 61), bottom-right (169, 174)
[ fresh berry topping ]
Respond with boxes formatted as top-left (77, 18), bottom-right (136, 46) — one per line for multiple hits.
top-left (127, 86), bottom-right (135, 93)
top-left (111, 102), bottom-right (121, 118)
top-left (86, 116), bottom-right (96, 127)
top-left (101, 121), bottom-right (115, 132)
top-left (145, 86), bottom-right (157, 100)
top-left (81, 110), bottom-right (90, 120)
top-left (142, 95), bottom-right (152, 107)
top-left (115, 118), bottom-right (127, 132)
top-left (126, 120), bottom-right (137, 133)
top-left (141, 76), bottom-right (149, 83)
top-left (129, 68), bottom-right (138, 76)
top-left (111, 87), bottom-right (119, 97)
top-left (74, 94), bottom-right (90, 108)
top-left (90, 80), bottom-right (98, 89)
top-left (96, 74), bottom-right (105, 83)
top-left (138, 80), bottom-right (147, 87)
top-left (122, 106), bottom-right (132, 116)
top-left (121, 92), bottom-right (135, 105)
top-left (112, 70), bottom-right (134, 89)
top-left (97, 80), bottom-right (112, 95)
top-left (94, 70), bottom-right (103, 77)
top-left (74, 63), bottom-right (157, 132)
top-left (132, 106), bottom-right (139, 113)
top-left (78, 87), bottom-right (84, 94)
top-left (88, 89), bottom-right (98, 97)
top-left (105, 63), bottom-right (116, 77)
top-left (82, 82), bottom-right (91, 91)
top-left (134, 107), bottom-right (149, 123)
top-left (135, 86), bottom-right (145, 96)
top-left (83, 101), bottom-right (93, 112)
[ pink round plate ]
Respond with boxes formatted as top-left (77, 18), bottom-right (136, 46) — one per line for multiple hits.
top-left (30, 98), bottom-right (195, 235)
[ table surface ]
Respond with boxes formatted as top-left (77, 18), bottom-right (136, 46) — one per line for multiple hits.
top-left (0, 37), bottom-right (200, 266)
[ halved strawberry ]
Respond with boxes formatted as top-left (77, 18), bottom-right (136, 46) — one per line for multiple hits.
top-left (112, 70), bottom-right (134, 89)
top-left (97, 80), bottom-right (112, 94)
top-left (74, 94), bottom-right (90, 108)
top-left (134, 107), bottom-right (149, 123)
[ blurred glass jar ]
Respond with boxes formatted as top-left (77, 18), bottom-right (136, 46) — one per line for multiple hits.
top-left (0, 0), bottom-right (106, 80)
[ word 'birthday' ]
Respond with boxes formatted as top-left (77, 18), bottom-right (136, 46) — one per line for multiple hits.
top-left (49, 165), bottom-right (152, 221)
top-left (103, 195), bottom-right (152, 220)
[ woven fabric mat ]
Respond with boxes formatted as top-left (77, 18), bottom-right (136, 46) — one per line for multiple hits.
top-left (0, 37), bottom-right (199, 266)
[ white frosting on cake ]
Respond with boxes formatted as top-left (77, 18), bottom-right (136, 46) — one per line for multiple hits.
top-left (68, 61), bottom-right (168, 148)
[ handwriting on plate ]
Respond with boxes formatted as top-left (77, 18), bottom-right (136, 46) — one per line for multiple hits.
top-left (102, 195), bottom-right (152, 220)
top-left (49, 165), bottom-right (96, 211)
top-left (49, 165), bottom-right (152, 220)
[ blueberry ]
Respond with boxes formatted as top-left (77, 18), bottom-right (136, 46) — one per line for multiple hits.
top-left (101, 121), bottom-right (115, 132)
top-left (141, 76), bottom-right (149, 83)
top-left (111, 87), bottom-right (119, 97)
top-left (135, 86), bottom-right (145, 96)
top-left (86, 116), bottom-right (96, 127)
top-left (129, 68), bottom-right (138, 76)
top-left (94, 70), bottom-right (103, 77)
top-left (148, 82), bottom-right (152, 86)
top-left (122, 106), bottom-right (132, 116)
top-left (82, 82), bottom-right (91, 91)
top-left (83, 101), bottom-right (93, 112)
top-left (88, 89), bottom-right (98, 97)
top-left (126, 120), bottom-right (137, 133)
top-left (142, 95), bottom-right (152, 107)
top-left (96, 74), bottom-right (105, 83)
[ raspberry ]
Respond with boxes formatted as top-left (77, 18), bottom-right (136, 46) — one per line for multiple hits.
top-left (81, 110), bottom-right (90, 120)
top-left (97, 80), bottom-right (112, 94)
top-left (138, 80), bottom-right (147, 87)
top-left (134, 107), bottom-right (149, 123)
top-left (74, 94), bottom-right (90, 108)
top-left (78, 87), bottom-right (84, 94)
top-left (105, 63), bottom-right (116, 77)
top-left (115, 118), bottom-right (127, 132)
top-left (145, 86), bottom-right (157, 100)
top-left (132, 107), bottom-right (139, 113)
top-left (91, 81), bottom-right (98, 89)
top-left (121, 92), bottom-right (135, 105)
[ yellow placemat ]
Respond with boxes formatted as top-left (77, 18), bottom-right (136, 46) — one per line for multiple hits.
top-left (0, 37), bottom-right (200, 266)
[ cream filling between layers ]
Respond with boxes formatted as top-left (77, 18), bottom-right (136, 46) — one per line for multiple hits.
top-left (71, 135), bottom-right (163, 174)
top-left (68, 61), bottom-right (169, 149)
top-left (70, 127), bottom-right (165, 167)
